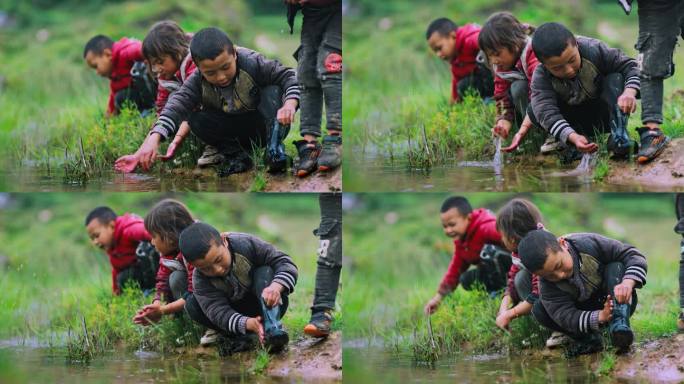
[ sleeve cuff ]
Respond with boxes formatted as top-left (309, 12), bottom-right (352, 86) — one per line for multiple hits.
top-left (589, 310), bottom-right (601, 332)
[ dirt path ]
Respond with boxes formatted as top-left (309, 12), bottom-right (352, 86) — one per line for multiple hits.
top-left (605, 138), bottom-right (684, 190)
top-left (614, 333), bottom-right (684, 382)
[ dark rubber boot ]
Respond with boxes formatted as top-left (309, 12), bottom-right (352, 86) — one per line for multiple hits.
top-left (609, 302), bottom-right (634, 350)
top-left (260, 298), bottom-right (288, 353)
top-left (607, 105), bottom-right (635, 159)
top-left (266, 121), bottom-right (291, 174)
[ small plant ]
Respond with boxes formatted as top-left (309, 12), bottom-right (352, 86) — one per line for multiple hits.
top-left (250, 347), bottom-right (271, 375)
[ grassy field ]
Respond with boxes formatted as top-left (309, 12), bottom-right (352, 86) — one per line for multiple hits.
top-left (342, 193), bottom-right (680, 361)
top-left (0, 0), bottom-right (307, 190)
top-left (0, 193), bottom-right (339, 365)
top-left (344, 0), bottom-right (684, 168)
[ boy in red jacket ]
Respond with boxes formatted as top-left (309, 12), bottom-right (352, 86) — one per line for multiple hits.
top-left (85, 206), bottom-right (157, 295)
top-left (83, 35), bottom-right (156, 116)
top-left (424, 196), bottom-right (511, 316)
top-left (425, 18), bottom-right (494, 103)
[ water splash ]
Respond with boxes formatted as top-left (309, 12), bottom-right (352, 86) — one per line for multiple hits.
top-left (493, 137), bottom-right (503, 176)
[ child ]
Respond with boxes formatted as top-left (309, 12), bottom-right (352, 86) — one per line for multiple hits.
top-left (424, 196), bottom-right (511, 316)
top-left (179, 222), bottom-right (298, 352)
top-left (630, 1), bottom-right (681, 164)
top-left (83, 35), bottom-right (156, 116)
top-left (85, 206), bottom-right (157, 295)
top-left (425, 18), bottom-right (494, 104)
top-left (132, 199), bottom-right (217, 346)
top-left (529, 22), bottom-right (668, 163)
top-left (304, 193), bottom-right (342, 337)
top-left (478, 12), bottom-right (557, 154)
top-left (676, 194), bottom-right (684, 332)
top-left (116, 27), bottom-right (299, 176)
top-left (285, 0), bottom-right (342, 177)
top-left (518, 229), bottom-right (647, 356)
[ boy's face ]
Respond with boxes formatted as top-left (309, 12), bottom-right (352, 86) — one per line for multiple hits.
top-left (150, 232), bottom-right (176, 256)
top-left (198, 49), bottom-right (238, 88)
top-left (84, 49), bottom-right (114, 78)
top-left (440, 208), bottom-right (470, 239)
top-left (541, 40), bottom-right (581, 80)
top-left (533, 238), bottom-right (574, 282)
top-left (427, 31), bottom-right (457, 62)
top-left (190, 240), bottom-right (231, 277)
top-left (149, 55), bottom-right (179, 80)
top-left (486, 47), bottom-right (517, 71)
top-left (86, 218), bottom-right (116, 250)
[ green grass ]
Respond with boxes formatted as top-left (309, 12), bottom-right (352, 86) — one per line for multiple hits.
top-left (0, 193), bottom-right (334, 367)
top-left (343, 193), bottom-right (680, 361)
top-left (345, 0), bottom-right (684, 168)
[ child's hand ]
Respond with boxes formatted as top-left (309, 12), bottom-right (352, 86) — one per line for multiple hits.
top-left (246, 316), bottom-right (265, 344)
top-left (138, 133), bottom-right (163, 171)
top-left (277, 99), bottom-right (298, 125)
top-left (495, 310), bottom-right (512, 332)
top-left (424, 294), bottom-right (443, 315)
top-left (492, 119), bottom-right (512, 139)
top-left (617, 88), bottom-right (638, 114)
top-left (502, 117), bottom-right (531, 152)
top-left (598, 295), bottom-right (614, 324)
top-left (261, 282), bottom-right (283, 308)
top-left (568, 132), bottom-right (598, 153)
top-left (613, 279), bottom-right (635, 304)
top-left (132, 301), bottom-right (163, 325)
top-left (160, 142), bottom-right (179, 161)
top-left (114, 154), bottom-right (140, 173)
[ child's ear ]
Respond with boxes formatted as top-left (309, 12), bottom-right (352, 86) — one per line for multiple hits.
top-left (449, 30), bottom-right (457, 40)
top-left (103, 48), bottom-right (112, 58)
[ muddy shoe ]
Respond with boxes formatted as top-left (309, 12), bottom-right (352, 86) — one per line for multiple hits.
top-left (197, 145), bottom-right (224, 167)
top-left (217, 151), bottom-right (253, 177)
top-left (636, 127), bottom-right (670, 164)
top-left (304, 309), bottom-right (333, 338)
top-left (540, 136), bottom-right (562, 154)
top-left (545, 331), bottom-right (571, 348)
top-left (559, 146), bottom-right (583, 165)
top-left (564, 333), bottom-right (603, 358)
top-left (678, 312), bottom-right (684, 333)
top-left (200, 329), bottom-right (219, 346)
top-left (609, 302), bottom-right (634, 350)
top-left (216, 333), bottom-right (258, 357)
top-left (318, 135), bottom-right (342, 172)
top-left (294, 140), bottom-right (321, 178)
top-left (260, 298), bottom-right (289, 353)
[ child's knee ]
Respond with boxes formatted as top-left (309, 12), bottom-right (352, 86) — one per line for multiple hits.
top-left (316, 46), bottom-right (342, 82)
top-left (603, 261), bottom-right (626, 286)
top-left (636, 27), bottom-right (678, 79)
top-left (514, 269), bottom-right (532, 299)
top-left (315, 219), bottom-right (342, 268)
top-left (169, 270), bottom-right (188, 300)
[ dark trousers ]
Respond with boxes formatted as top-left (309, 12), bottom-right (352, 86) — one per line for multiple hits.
top-left (166, 269), bottom-right (215, 329)
top-left (226, 266), bottom-right (289, 334)
top-left (513, 268), bottom-right (538, 304)
top-left (636, 0), bottom-right (684, 124)
top-left (113, 61), bottom-right (156, 114)
top-left (187, 85), bottom-right (284, 154)
top-left (532, 262), bottom-right (638, 339)
top-left (460, 248), bottom-right (512, 293)
top-left (509, 79), bottom-right (530, 126)
top-left (311, 193), bottom-right (342, 313)
top-left (456, 64), bottom-right (495, 101)
top-left (680, 239), bottom-right (684, 310)
top-left (528, 73), bottom-right (624, 141)
top-left (297, 5), bottom-right (342, 136)
top-left (116, 261), bottom-right (156, 292)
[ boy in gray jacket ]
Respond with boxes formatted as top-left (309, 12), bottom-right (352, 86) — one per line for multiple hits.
top-left (179, 222), bottom-right (298, 353)
top-left (529, 22), bottom-right (669, 164)
top-left (518, 230), bottom-right (647, 357)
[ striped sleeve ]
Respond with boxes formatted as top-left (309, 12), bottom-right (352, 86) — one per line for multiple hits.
top-left (284, 84), bottom-right (301, 102)
top-left (624, 264), bottom-right (647, 286)
top-left (624, 75), bottom-right (640, 91)
top-left (530, 66), bottom-right (577, 144)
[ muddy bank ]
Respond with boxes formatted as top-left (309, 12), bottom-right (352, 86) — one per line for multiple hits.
top-left (605, 138), bottom-right (684, 190)
top-left (264, 166), bottom-right (341, 192)
top-left (614, 333), bottom-right (684, 383)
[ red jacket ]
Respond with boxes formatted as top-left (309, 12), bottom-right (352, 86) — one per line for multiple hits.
top-left (493, 37), bottom-right (540, 122)
top-left (107, 37), bottom-right (144, 115)
top-left (438, 208), bottom-right (503, 295)
top-left (153, 251), bottom-right (195, 302)
top-left (450, 24), bottom-right (482, 102)
top-left (106, 213), bottom-right (151, 294)
top-left (506, 252), bottom-right (540, 303)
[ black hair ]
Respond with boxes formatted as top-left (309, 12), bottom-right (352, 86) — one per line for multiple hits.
top-left (496, 198), bottom-right (543, 247)
top-left (531, 22), bottom-right (577, 62)
top-left (144, 199), bottom-right (194, 249)
top-left (440, 196), bottom-right (472, 215)
top-left (478, 12), bottom-right (535, 56)
top-left (85, 206), bottom-right (117, 226)
top-left (518, 229), bottom-right (562, 272)
top-left (426, 18), bottom-right (457, 40)
top-left (83, 35), bottom-right (114, 58)
top-left (179, 222), bottom-right (222, 262)
top-left (142, 20), bottom-right (191, 64)
top-left (190, 27), bottom-right (236, 64)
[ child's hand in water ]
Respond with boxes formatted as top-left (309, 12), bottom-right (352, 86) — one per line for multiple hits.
top-left (617, 88), bottom-right (638, 114)
top-left (492, 119), bottom-right (512, 139)
top-left (568, 132), bottom-right (598, 153)
top-left (160, 142), bottom-right (178, 161)
top-left (613, 279), bottom-right (635, 304)
top-left (495, 310), bottom-right (512, 332)
top-left (598, 294), bottom-right (614, 324)
top-left (261, 282), bottom-right (283, 307)
top-left (246, 316), bottom-right (265, 344)
top-left (114, 154), bottom-right (140, 173)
